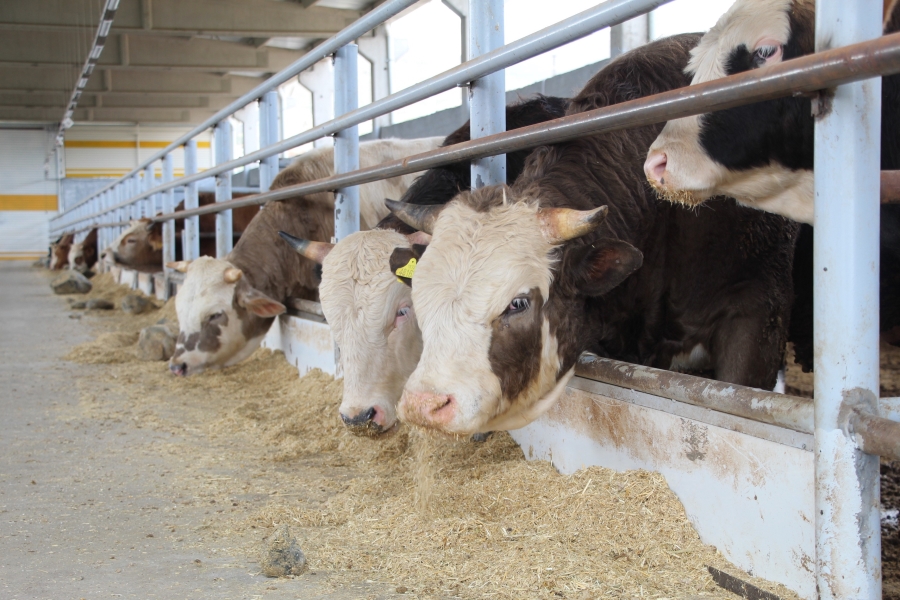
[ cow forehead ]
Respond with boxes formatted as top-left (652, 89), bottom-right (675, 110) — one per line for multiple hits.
top-left (687, 0), bottom-right (792, 83)
top-left (175, 256), bottom-right (239, 329)
top-left (320, 230), bottom-right (411, 335)
top-left (414, 201), bottom-right (552, 322)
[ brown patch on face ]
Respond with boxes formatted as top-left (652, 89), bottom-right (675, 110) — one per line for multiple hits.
top-left (198, 312), bottom-right (228, 353)
top-left (488, 288), bottom-right (544, 403)
top-left (232, 280), bottom-right (276, 341)
top-left (179, 331), bottom-right (200, 351)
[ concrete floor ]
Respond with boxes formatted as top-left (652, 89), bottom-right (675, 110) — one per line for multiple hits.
top-left (0, 262), bottom-right (397, 600)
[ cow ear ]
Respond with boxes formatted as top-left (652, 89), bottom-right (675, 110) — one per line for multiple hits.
top-left (573, 239), bottom-right (643, 296)
top-left (389, 244), bottom-right (427, 287)
top-left (235, 283), bottom-right (286, 318)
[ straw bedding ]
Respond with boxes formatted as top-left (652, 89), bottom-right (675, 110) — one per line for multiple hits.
top-left (61, 282), bottom-right (803, 599)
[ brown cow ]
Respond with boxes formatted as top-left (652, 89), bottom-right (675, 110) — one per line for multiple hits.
top-left (49, 234), bottom-right (74, 270)
top-left (68, 228), bottom-right (98, 273)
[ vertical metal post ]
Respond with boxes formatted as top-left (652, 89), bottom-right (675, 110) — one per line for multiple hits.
top-left (142, 165), bottom-right (154, 218)
top-left (183, 140), bottom-right (200, 261)
top-left (333, 44), bottom-right (360, 242)
top-left (813, 1), bottom-right (882, 598)
top-left (131, 174), bottom-right (141, 220)
top-left (610, 14), bottom-right (649, 57)
top-left (214, 121), bottom-right (234, 258)
top-left (161, 153), bottom-right (176, 270)
top-left (259, 91), bottom-right (280, 191)
top-left (468, 0), bottom-right (505, 187)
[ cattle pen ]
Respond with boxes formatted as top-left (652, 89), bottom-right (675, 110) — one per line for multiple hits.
top-left (39, 0), bottom-right (900, 598)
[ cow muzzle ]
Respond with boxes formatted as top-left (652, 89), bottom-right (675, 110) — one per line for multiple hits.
top-left (169, 362), bottom-right (188, 377)
top-left (339, 406), bottom-right (394, 437)
top-left (398, 391), bottom-right (457, 430)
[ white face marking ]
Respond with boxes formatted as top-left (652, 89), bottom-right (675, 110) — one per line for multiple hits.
top-left (170, 256), bottom-right (255, 376)
top-left (400, 198), bottom-right (565, 435)
top-left (68, 243), bottom-right (86, 272)
top-left (645, 0), bottom-right (815, 223)
top-left (319, 230), bottom-right (422, 433)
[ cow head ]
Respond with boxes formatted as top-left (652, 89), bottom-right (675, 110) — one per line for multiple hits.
top-left (167, 257), bottom-right (286, 376)
top-left (280, 228), bottom-right (429, 436)
top-left (50, 234), bottom-right (74, 270)
top-left (387, 188), bottom-right (642, 435)
top-left (644, 0), bottom-right (817, 223)
top-left (68, 230), bottom-right (97, 273)
top-left (111, 219), bottom-right (164, 267)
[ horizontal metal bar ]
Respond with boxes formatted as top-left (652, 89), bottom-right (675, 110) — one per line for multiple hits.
top-left (575, 354), bottom-right (815, 434)
top-left (850, 409), bottom-right (900, 461)
top-left (55, 0), bottom-right (675, 229)
top-left (53, 0), bottom-right (420, 218)
top-left (121, 32), bottom-right (900, 225)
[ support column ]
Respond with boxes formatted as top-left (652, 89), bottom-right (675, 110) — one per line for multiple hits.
top-left (358, 25), bottom-right (392, 136)
top-left (143, 165), bottom-right (154, 218)
top-left (214, 121), bottom-right (234, 258)
top-left (259, 91), bottom-right (280, 191)
top-left (813, 1), bottom-right (882, 598)
top-left (333, 43), bottom-right (360, 242)
top-left (610, 14), bottom-right (648, 57)
top-left (183, 141), bottom-right (200, 261)
top-left (161, 153), bottom-right (175, 271)
top-left (299, 59), bottom-right (335, 149)
top-left (468, 0), bottom-right (505, 188)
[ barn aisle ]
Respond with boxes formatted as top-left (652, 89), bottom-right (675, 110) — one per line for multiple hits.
top-left (0, 262), bottom-right (395, 600)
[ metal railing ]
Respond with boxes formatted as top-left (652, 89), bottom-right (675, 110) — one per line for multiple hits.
top-left (48, 0), bottom-right (899, 596)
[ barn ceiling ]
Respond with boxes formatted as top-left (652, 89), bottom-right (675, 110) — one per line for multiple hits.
top-left (0, 0), bottom-right (377, 125)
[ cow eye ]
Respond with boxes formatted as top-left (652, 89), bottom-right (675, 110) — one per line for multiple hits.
top-left (205, 311), bottom-right (225, 325)
top-left (396, 306), bottom-right (410, 318)
top-left (753, 44), bottom-right (782, 67)
top-left (504, 296), bottom-right (530, 315)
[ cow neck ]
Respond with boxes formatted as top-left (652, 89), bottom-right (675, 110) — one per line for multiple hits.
top-left (226, 198), bottom-right (331, 302)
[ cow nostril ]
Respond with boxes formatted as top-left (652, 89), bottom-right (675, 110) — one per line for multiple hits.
top-left (644, 151), bottom-right (668, 183)
top-left (169, 362), bottom-right (187, 377)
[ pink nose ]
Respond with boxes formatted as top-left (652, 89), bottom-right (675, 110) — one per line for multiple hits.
top-left (398, 391), bottom-right (456, 428)
top-left (644, 151), bottom-right (668, 184)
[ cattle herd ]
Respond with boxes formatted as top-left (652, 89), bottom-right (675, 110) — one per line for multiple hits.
top-left (48, 0), bottom-right (899, 441)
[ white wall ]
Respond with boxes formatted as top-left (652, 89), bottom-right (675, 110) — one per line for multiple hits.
top-left (0, 129), bottom-right (58, 259)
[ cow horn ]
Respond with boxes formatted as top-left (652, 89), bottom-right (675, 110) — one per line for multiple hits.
top-left (537, 206), bottom-right (609, 244)
top-left (223, 267), bottom-right (243, 284)
top-left (278, 231), bottom-right (334, 264)
top-left (166, 260), bottom-right (191, 273)
top-left (385, 199), bottom-right (445, 234)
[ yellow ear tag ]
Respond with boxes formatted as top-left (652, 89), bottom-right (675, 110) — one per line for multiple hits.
top-left (394, 257), bottom-right (417, 279)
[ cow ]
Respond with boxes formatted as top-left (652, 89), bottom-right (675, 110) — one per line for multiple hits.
top-left (166, 137), bottom-right (442, 377)
top-left (384, 33), bottom-right (799, 436)
top-left (280, 96), bottom-right (570, 435)
top-left (642, 0), bottom-right (900, 368)
top-left (49, 234), bottom-right (74, 270)
top-left (68, 228), bottom-right (98, 273)
top-left (107, 193), bottom-right (259, 270)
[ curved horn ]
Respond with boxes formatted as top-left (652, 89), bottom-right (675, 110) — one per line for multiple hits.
top-left (385, 199), bottom-right (445, 234)
top-left (166, 260), bottom-right (191, 273)
top-left (278, 231), bottom-right (334, 264)
top-left (223, 267), bottom-right (243, 284)
top-left (537, 206), bottom-right (609, 244)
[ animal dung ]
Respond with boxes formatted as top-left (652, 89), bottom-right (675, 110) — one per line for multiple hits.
top-left (136, 325), bottom-right (176, 361)
top-left (51, 272), bottom-right (92, 295)
top-left (121, 294), bottom-right (153, 315)
top-left (259, 525), bottom-right (307, 577)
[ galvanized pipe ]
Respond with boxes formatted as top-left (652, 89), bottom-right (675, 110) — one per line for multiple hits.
top-left (183, 140), bottom-right (200, 261)
top-left (161, 154), bottom-right (175, 271)
top-left (333, 44), bottom-right (361, 242)
top-left (214, 121), bottom-right (234, 258)
top-left (469, 0), bottom-right (506, 188)
top-left (813, 1), bottom-right (883, 597)
top-left (137, 33), bottom-right (900, 224)
top-left (259, 91), bottom-right (280, 192)
top-left (56, 0), bottom-right (677, 229)
top-left (52, 0), bottom-right (422, 221)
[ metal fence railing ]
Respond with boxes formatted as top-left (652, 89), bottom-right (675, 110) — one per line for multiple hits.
top-left (47, 0), bottom-right (900, 595)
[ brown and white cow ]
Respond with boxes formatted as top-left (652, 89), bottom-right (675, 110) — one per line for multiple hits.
top-left (386, 34), bottom-right (798, 436)
top-left (49, 234), bottom-right (74, 270)
top-left (167, 138), bottom-right (442, 377)
top-left (68, 228), bottom-right (98, 273)
top-left (278, 96), bottom-right (570, 435)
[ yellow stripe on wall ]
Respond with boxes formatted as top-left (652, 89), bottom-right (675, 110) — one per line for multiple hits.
top-left (65, 140), bottom-right (211, 149)
top-left (0, 253), bottom-right (45, 261)
top-left (0, 195), bottom-right (57, 211)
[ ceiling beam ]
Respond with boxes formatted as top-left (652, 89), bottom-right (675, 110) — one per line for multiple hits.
top-left (0, 31), bottom-right (315, 73)
top-left (0, 91), bottom-right (242, 112)
top-left (0, 105), bottom-right (222, 124)
top-left (0, 0), bottom-right (360, 38)
top-left (0, 68), bottom-right (264, 96)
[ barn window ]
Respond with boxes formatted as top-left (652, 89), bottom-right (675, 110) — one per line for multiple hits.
top-left (279, 79), bottom-right (315, 158)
